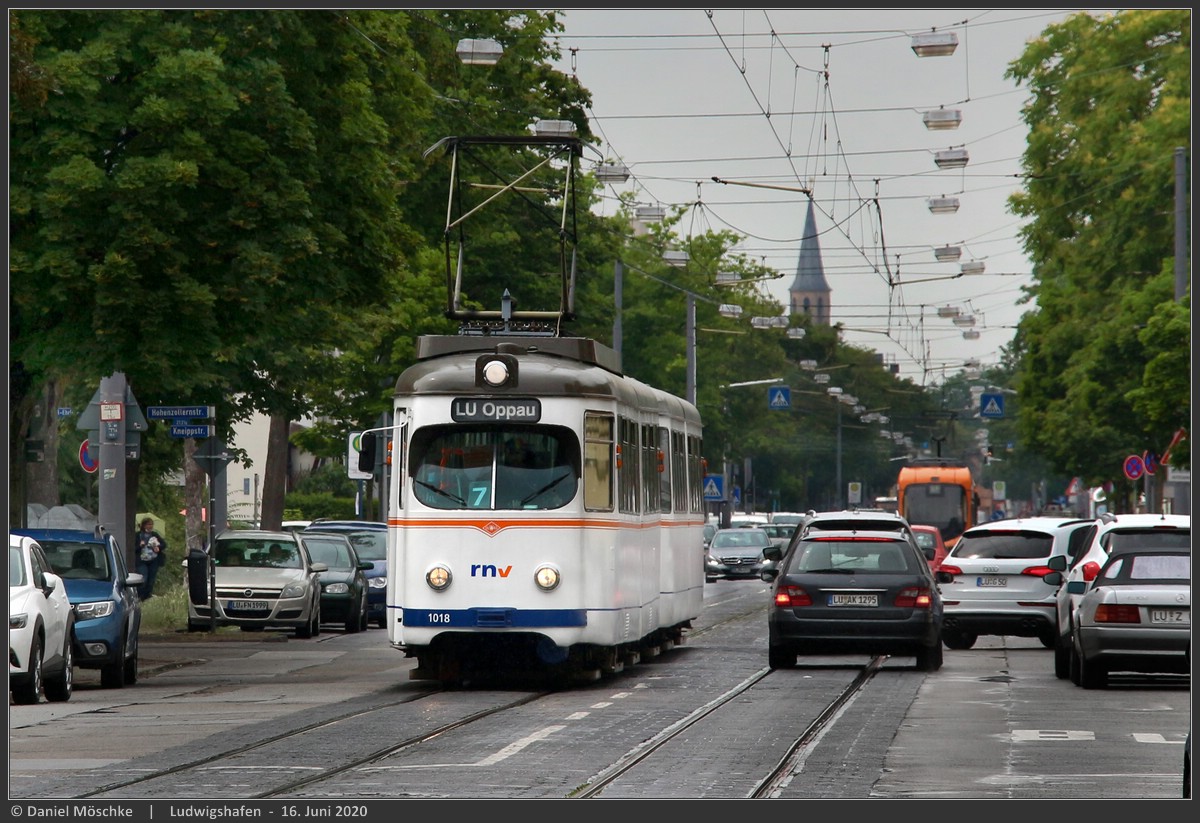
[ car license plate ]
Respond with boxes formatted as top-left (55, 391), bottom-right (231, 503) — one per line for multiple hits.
top-left (228, 599), bottom-right (268, 611)
top-left (828, 594), bottom-right (878, 607)
top-left (976, 576), bottom-right (1007, 587)
top-left (1149, 609), bottom-right (1187, 624)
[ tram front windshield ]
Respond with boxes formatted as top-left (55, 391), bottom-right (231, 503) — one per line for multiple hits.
top-left (410, 426), bottom-right (579, 511)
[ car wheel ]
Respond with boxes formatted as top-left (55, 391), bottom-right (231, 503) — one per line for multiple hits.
top-left (768, 645), bottom-right (796, 669)
top-left (358, 599), bottom-right (369, 633)
top-left (123, 641), bottom-right (139, 686)
top-left (916, 640), bottom-right (944, 672)
top-left (187, 619), bottom-right (207, 633)
top-left (345, 596), bottom-right (364, 634)
top-left (1053, 632), bottom-right (1071, 679)
top-left (312, 600), bottom-right (321, 637)
top-left (13, 634), bottom-right (45, 705)
top-left (1078, 653), bottom-right (1107, 689)
top-left (1068, 640), bottom-right (1082, 686)
top-left (45, 625), bottom-right (74, 703)
top-left (942, 630), bottom-right (977, 650)
top-left (101, 631), bottom-right (128, 688)
top-left (1037, 627), bottom-right (1056, 649)
top-left (705, 576), bottom-right (717, 583)
top-left (375, 612), bottom-right (387, 629)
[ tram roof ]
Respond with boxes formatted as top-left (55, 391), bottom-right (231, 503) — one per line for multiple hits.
top-left (415, 335), bottom-right (623, 375)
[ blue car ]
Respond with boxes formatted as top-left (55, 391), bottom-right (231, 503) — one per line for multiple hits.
top-left (303, 521), bottom-right (388, 628)
top-left (10, 527), bottom-right (143, 688)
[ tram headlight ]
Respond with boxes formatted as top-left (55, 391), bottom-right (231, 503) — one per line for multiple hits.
top-left (534, 564), bottom-right (560, 592)
top-left (425, 565), bottom-right (452, 591)
top-left (481, 359), bottom-right (510, 387)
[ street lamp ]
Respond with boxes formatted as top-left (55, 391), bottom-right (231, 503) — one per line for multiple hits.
top-left (827, 386), bottom-right (845, 509)
top-left (934, 245), bottom-right (962, 262)
top-left (911, 30), bottom-right (958, 57)
top-left (922, 107), bottom-right (963, 130)
top-left (934, 148), bottom-right (970, 169)
top-left (927, 196), bottom-right (960, 214)
top-left (456, 37), bottom-right (503, 65)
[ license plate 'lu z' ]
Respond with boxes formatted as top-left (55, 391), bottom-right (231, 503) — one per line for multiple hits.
top-left (1149, 609), bottom-right (1188, 624)
top-left (828, 594), bottom-right (879, 607)
top-left (228, 599), bottom-right (268, 611)
top-left (976, 576), bottom-right (1007, 587)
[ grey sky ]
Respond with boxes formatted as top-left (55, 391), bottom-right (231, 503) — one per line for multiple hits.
top-left (549, 8), bottom-right (1101, 385)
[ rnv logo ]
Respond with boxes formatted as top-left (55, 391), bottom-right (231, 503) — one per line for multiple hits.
top-left (471, 564), bottom-right (513, 578)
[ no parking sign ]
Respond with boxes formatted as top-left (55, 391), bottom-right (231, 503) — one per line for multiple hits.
top-left (79, 439), bottom-right (98, 474)
top-left (1123, 454), bottom-right (1144, 481)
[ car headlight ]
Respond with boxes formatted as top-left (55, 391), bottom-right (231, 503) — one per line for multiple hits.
top-left (281, 582), bottom-right (307, 598)
top-left (426, 565), bottom-right (451, 591)
top-left (74, 601), bottom-right (115, 620)
top-left (534, 564), bottom-right (560, 591)
top-left (10, 613), bottom-right (28, 630)
top-left (368, 577), bottom-right (387, 589)
top-left (324, 582), bottom-right (349, 594)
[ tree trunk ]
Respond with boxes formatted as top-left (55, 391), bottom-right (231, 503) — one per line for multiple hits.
top-left (259, 413), bottom-right (290, 530)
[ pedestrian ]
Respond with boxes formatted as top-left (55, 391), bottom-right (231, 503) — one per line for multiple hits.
top-left (134, 517), bottom-right (168, 599)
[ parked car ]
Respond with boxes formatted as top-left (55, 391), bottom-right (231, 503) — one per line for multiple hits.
top-left (304, 521), bottom-right (388, 628)
top-left (761, 529), bottom-right (943, 671)
top-left (937, 516), bottom-right (1095, 650)
top-left (1044, 512), bottom-right (1189, 678)
top-left (300, 532), bottom-right (372, 633)
top-left (9, 534), bottom-right (75, 704)
top-left (910, 524), bottom-right (949, 573)
top-left (1064, 547), bottom-right (1190, 689)
top-left (705, 527), bottom-right (775, 582)
top-left (186, 530), bottom-right (327, 637)
top-left (10, 526), bottom-right (143, 688)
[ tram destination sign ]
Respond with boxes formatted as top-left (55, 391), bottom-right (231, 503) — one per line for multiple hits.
top-left (451, 397), bottom-right (541, 423)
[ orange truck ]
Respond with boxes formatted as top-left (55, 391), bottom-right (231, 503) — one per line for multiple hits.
top-left (897, 458), bottom-right (981, 550)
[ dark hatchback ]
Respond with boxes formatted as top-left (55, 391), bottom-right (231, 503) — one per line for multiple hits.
top-left (303, 521), bottom-right (388, 628)
top-left (762, 529), bottom-right (944, 671)
top-left (299, 532), bottom-right (373, 633)
top-left (10, 526), bottom-right (143, 688)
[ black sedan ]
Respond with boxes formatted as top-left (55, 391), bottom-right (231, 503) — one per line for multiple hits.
top-left (300, 533), bottom-right (373, 633)
top-left (762, 529), bottom-right (944, 671)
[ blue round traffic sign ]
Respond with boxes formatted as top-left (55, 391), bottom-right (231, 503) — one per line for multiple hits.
top-left (1123, 454), bottom-right (1144, 481)
top-left (79, 439), bottom-right (98, 474)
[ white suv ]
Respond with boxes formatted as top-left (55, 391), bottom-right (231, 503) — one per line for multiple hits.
top-left (1044, 512), bottom-right (1189, 678)
top-left (936, 516), bottom-right (1095, 650)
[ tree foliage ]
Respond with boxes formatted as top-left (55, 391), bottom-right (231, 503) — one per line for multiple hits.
top-left (1006, 9), bottom-right (1190, 485)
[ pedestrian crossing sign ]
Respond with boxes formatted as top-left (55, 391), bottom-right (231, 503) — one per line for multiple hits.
top-left (703, 474), bottom-right (725, 501)
top-left (980, 392), bottom-right (1004, 419)
top-left (768, 386), bottom-right (791, 410)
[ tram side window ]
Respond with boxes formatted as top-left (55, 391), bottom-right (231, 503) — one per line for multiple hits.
top-left (583, 412), bottom-right (614, 511)
top-left (688, 434), bottom-right (704, 513)
top-left (618, 416), bottom-right (639, 514)
top-left (641, 423), bottom-right (658, 514)
top-left (671, 430), bottom-right (686, 513)
top-left (658, 426), bottom-right (673, 513)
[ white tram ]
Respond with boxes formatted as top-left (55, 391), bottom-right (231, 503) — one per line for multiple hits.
top-left (368, 333), bottom-right (706, 684)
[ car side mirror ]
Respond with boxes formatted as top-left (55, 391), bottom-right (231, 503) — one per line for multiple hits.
top-left (935, 570), bottom-right (955, 584)
top-left (763, 545), bottom-right (782, 562)
top-left (922, 546), bottom-right (935, 560)
top-left (1042, 571), bottom-right (1063, 586)
top-left (310, 562), bottom-right (329, 573)
top-left (1066, 580), bottom-right (1086, 595)
top-left (760, 567), bottom-right (778, 583)
top-left (359, 561), bottom-right (375, 571)
top-left (1047, 555), bottom-right (1067, 572)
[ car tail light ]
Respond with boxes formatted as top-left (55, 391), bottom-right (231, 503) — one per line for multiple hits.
top-left (1081, 561), bottom-right (1101, 582)
top-left (1021, 565), bottom-right (1055, 578)
top-left (940, 564), bottom-right (963, 576)
top-left (1094, 604), bottom-right (1141, 623)
top-left (775, 586), bottom-right (812, 607)
top-left (895, 586), bottom-right (933, 608)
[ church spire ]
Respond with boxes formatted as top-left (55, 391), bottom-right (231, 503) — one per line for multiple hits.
top-left (789, 199), bottom-right (832, 325)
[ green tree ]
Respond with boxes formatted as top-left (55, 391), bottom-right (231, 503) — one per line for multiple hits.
top-left (1005, 9), bottom-right (1190, 488)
